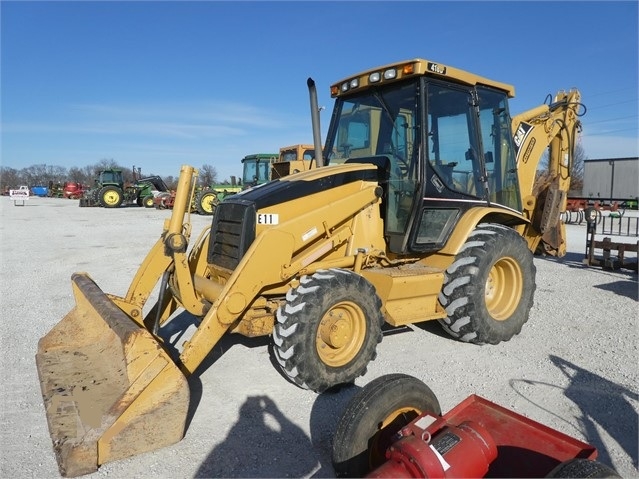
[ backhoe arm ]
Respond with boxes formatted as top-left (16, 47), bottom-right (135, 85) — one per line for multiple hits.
top-left (511, 89), bottom-right (584, 256)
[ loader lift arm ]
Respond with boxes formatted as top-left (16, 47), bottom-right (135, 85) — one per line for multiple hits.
top-left (115, 162), bottom-right (385, 377)
top-left (511, 89), bottom-right (586, 256)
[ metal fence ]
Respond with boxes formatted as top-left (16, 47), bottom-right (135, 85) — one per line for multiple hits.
top-left (583, 214), bottom-right (638, 271)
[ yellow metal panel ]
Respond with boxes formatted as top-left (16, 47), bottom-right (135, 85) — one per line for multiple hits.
top-left (362, 264), bottom-right (446, 326)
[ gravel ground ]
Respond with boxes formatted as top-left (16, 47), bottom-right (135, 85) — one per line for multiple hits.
top-left (1, 195), bottom-right (637, 478)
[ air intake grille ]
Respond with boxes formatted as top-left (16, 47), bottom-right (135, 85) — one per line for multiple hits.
top-left (207, 201), bottom-right (256, 271)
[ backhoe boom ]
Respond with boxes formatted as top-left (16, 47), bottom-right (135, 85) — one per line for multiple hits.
top-left (511, 89), bottom-right (585, 255)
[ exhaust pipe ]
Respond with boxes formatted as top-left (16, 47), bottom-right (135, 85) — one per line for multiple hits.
top-left (307, 77), bottom-right (324, 167)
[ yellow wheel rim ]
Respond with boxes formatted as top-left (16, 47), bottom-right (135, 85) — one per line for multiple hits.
top-left (201, 194), bottom-right (216, 213)
top-left (485, 256), bottom-right (522, 320)
top-left (369, 406), bottom-right (422, 469)
top-left (103, 190), bottom-right (120, 206)
top-left (316, 301), bottom-right (366, 367)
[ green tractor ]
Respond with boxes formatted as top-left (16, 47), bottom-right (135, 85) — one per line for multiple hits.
top-left (241, 153), bottom-right (279, 188)
top-left (80, 169), bottom-right (169, 208)
top-left (194, 179), bottom-right (242, 215)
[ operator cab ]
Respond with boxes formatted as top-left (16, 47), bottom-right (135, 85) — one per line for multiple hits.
top-left (324, 59), bottom-right (523, 254)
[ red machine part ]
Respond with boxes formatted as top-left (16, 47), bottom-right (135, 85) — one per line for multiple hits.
top-left (332, 375), bottom-right (614, 479)
top-left (153, 191), bottom-right (175, 209)
top-left (367, 415), bottom-right (497, 478)
top-left (364, 395), bottom-right (600, 478)
top-left (63, 182), bottom-right (87, 199)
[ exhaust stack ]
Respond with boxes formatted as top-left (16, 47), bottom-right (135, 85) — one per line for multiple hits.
top-left (307, 77), bottom-right (324, 167)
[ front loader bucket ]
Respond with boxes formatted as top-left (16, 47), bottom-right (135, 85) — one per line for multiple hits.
top-left (36, 273), bottom-right (189, 477)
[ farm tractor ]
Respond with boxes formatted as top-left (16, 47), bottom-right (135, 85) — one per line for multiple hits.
top-left (154, 179), bottom-right (242, 215)
top-left (36, 57), bottom-right (585, 476)
top-left (193, 179), bottom-right (242, 215)
top-left (241, 152), bottom-right (280, 188)
top-left (79, 168), bottom-right (169, 208)
top-left (240, 145), bottom-right (317, 191)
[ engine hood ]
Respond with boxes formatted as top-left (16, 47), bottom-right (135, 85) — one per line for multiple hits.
top-left (229, 162), bottom-right (380, 210)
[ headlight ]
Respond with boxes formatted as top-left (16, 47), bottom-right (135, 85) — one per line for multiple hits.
top-left (383, 68), bottom-right (397, 80)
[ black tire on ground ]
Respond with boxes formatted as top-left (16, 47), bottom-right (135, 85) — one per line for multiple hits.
top-left (142, 195), bottom-right (155, 208)
top-left (272, 268), bottom-right (384, 393)
top-left (332, 373), bottom-right (442, 478)
top-left (438, 223), bottom-right (536, 344)
top-left (546, 458), bottom-right (621, 478)
top-left (98, 186), bottom-right (124, 208)
top-left (195, 190), bottom-right (218, 215)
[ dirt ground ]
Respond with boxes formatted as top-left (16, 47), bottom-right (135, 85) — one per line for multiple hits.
top-left (1, 196), bottom-right (637, 478)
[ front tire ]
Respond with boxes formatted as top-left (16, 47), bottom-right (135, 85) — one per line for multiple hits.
top-left (272, 269), bottom-right (384, 392)
top-left (142, 194), bottom-right (155, 208)
top-left (332, 373), bottom-right (442, 478)
top-left (438, 223), bottom-right (536, 344)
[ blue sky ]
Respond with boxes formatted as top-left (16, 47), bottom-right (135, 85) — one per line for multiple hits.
top-left (2, 1), bottom-right (638, 182)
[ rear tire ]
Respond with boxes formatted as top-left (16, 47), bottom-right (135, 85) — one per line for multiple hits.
top-left (98, 186), bottom-right (124, 208)
top-left (272, 269), bottom-right (384, 393)
top-left (195, 190), bottom-right (218, 215)
top-left (332, 373), bottom-right (441, 478)
top-left (546, 458), bottom-right (621, 478)
top-left (438, 223), bottom-right (536, 344)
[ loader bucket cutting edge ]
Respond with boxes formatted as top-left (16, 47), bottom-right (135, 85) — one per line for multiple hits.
top-left (35, 273), bottom-right (190, 477)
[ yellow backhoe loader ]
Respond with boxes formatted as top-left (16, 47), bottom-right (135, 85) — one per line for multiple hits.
top-left (271, 143), bottom-right (317, 179)
top-left (36, 58), bottom-right (584, 476)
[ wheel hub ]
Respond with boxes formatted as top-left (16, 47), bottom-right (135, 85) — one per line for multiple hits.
top-left (104, 192), bottom-right (119, 206)
top-left (485, 257), bottom-right (522, 321)
top-left (316, 302), bottom-right (366, 367)
top-left (320, 313), bottom-right (352, 349)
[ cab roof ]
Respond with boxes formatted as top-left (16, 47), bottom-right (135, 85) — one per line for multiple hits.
top-left (331, 58), bottom-right (515, 98)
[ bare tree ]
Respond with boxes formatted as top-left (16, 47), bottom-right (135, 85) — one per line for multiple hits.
top-left (68, 167), bottom-right (90, 184)
top-left (0, 167), bottom-right (21, 193)
top-left (199, 164), bottom-right (218, 187)
top-left (535, 142), bottom-right (587, 196)
top-left (46, 165), bottom-right (68, 184)
top-left (569, 143), bottom-right (587, 194)
top-left (163, 175), bottom-right (177, 190)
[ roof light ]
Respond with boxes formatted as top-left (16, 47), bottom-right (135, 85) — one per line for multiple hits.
top-left (341, 81), bottom-right (350, 92)
top-left (369, 72), bottom-right (381, 83)
top-left (350, 78), bottom-right (359, 89)
top-left (383, 68), bottom-right (397, 80)
top-left (402, 64), bottom-right (415, 75)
